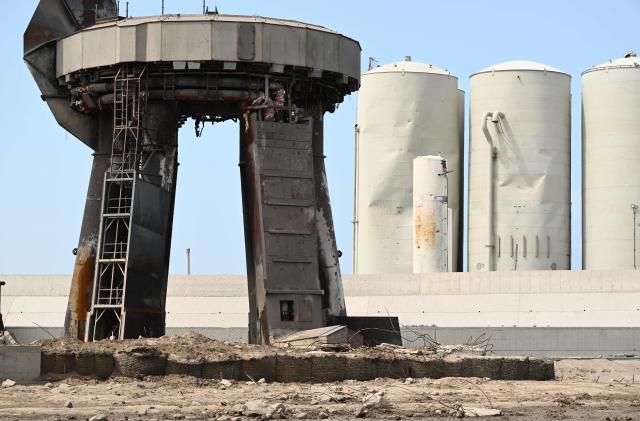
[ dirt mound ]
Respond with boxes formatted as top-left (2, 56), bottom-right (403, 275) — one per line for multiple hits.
top-left (37, 333), bottom-right (554, 382)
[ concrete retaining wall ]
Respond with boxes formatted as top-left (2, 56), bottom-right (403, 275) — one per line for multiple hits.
top-left (10, 326), bottom-right (640, 358)
top-left (3, 272), bottom-right (640, 357)
top-left (39, 348), bottom-right (554, 382)
top-left (0, 346), bottom-right (41, 383)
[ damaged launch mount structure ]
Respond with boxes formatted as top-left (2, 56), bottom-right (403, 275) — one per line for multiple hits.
top-left (24, 0), bottom-right (361, 344)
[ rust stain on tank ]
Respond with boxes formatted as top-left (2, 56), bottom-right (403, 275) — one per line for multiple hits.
top-left (414, 205), bottom-right (438, 249)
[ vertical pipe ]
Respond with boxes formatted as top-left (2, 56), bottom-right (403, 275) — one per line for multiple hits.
top-left (186, 248), bottom-right (191, 275)
top-left (481, 111), bottom-right (503, 271)
top-left (352, 123), bottom-right (359, 274)
top-left (0, 281), bottom-right (5, 328)
top-left (632, 204), bottom-right (638, 269)
top-left (456, 89), bottom-right (465, 272)
top-left (161, 0), bottom-right (164, 15)
top-left (482, 112), bottom-right (495, 271)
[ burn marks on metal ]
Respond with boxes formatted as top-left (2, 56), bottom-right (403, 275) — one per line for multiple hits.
top-left (24, 0), bottom-right (118, 54)
top-left (26, 4), bottom-right (359, 343)
top-left (237, 23), bottom-right (256, 61)
top-left (65, 150), bottom-right (112, 340)
top-left (311, 121), bottom-right (346, 320)
top-left (241, 116), bottom-right (327, 343)
top-left (83, 67), bottom-right (179, 341)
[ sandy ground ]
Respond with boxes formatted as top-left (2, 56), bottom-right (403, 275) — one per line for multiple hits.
top-left (0, 359), bottom-right (639, 420)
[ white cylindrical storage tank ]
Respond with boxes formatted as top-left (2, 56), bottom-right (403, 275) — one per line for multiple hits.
top-left (413, 156), bottom-right (449, 273)
top-left (468, 61), bottom-right (571, 272)
top-left (354, 59), bottom-right (463, 274)
top-left (583, 52), bottom-right (640, 269)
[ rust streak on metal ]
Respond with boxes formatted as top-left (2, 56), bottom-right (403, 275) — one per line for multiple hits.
top-left (74, 258), bottom-right (92, 324)
top-left (67, 249), bottom-right (95, 340)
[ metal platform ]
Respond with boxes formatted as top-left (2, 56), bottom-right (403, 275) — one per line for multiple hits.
top-left (24, 1), bottom-right (360, 343)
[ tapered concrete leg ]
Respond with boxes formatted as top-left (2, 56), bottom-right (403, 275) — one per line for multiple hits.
top-left (312, 119), bottom-right (346, 319)
top-left (239, 116), bottom-right (262, 345)
top-left (120, 102), bottom-right (178, 338)
top-left (64, 114), bottom-right (113, 340)
top-left (241, 115), bottom-right (328, 344)
top-left (82, 102), bottom-right (179, 340)
top-left (64, 153), bottom-right (111, 339)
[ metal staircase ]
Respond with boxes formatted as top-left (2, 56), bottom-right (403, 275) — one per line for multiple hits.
top-left (86, 66), bottom-right (148, 341)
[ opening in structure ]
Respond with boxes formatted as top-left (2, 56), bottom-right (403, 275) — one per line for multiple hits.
top-left (169, 119), bottom-right (245, 275)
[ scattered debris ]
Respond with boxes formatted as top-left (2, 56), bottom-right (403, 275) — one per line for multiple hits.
top-left (463, 407), bottom-right (503, 417)
top-left (274, 325), bottom-right (363, 348)
top-left (363, 391), bottom-right (391, 409)
top-left (554, 395), bottom-right (582, 407)
top-left (242, 400), bottom-right (287, 419)
top-left (2, 379), bottom-right (16, 388)
top-left (354, 406), bottom-right (368, 418)
top-left (0, 331), bottom-right (18, 345)
top-left (0, 362), bottom-right (638, 420)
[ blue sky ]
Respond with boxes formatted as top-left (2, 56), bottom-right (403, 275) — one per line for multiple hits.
top-left (0, 0), bottom-right (638, 275)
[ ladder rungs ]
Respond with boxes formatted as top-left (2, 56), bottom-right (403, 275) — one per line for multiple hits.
top-left (98, 259), bottom-right (127, 263)
top-left (102, 213), bottom-right (131, 218)
top-left (106, 177), bottom-right (134, 182)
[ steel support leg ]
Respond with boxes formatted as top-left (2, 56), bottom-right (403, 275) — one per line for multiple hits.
top-left (65, 114), bottom-right (113, 339)
top-left (240, 114), bottom-right (343, 344)
top-left (120, 102), bottom-right (178, 338)
top-left (311, 119), bottom-right (346, 320)
top-left (81, 101), bottom-right (178, 341)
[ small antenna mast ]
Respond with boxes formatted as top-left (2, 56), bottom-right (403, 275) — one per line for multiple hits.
top-left (368, 57), bottom-right (378, 71)
top-left (161, 0), bottom-right (165, 15)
